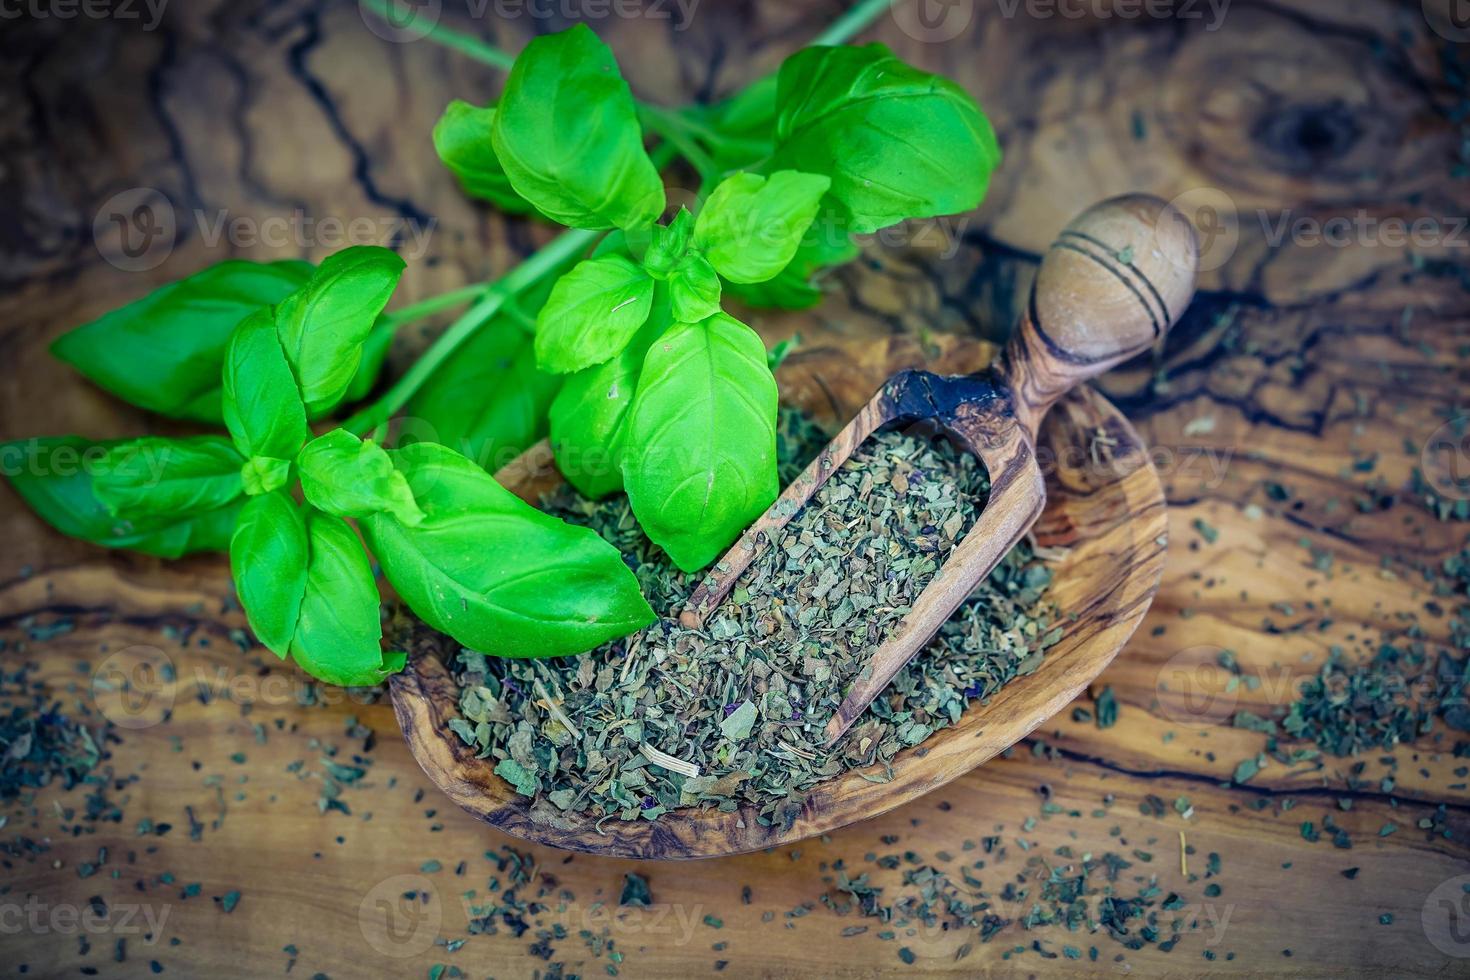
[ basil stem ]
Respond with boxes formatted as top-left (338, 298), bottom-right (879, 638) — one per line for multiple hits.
top-left (379, 283), bottom-right (488, 327)
top-left (358, 0), bottom-right (516, 70)
top-left (341, 226), bottom-right (598, 436)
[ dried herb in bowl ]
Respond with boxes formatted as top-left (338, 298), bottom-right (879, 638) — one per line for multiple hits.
top-left (447, 411), bottom-right (1061, 827)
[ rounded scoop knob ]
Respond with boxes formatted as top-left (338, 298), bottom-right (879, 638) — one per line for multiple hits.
top-left (1002, 194), bottom-right (1199, 435)
top-left (1033, 193), bottom-right (1199, 365)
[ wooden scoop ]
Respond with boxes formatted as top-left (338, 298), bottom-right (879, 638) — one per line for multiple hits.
top-left (679, 194), bottom-right (1199, 745)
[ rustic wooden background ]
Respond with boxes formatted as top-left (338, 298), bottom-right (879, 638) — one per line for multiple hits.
top-left (3, 0), bottom-right (1469, 976)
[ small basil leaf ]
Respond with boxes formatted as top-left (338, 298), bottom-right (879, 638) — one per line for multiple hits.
top-left (407, 317), bottom-right (560, 473)
top-left (2, 436), bottom-right (241, 558)
top-left (289, 510), bottom-right (404, 687)
top-left (770, 44), bottom-right (1001, 233)
top-left (361, 442), bottom-right (655, 658)
top-left (723, 215), bottom-right (859, 310)
top-left (241, 456), bottom-right (292, 496)
top-left (623, 313), bottom-right (778, 571)
top-left (547, 286), bottom-right (670, 498)
top-left (222, 308), bottom-right (310, 461)
top-left (92, 435), bottom-right (245, 520)
top-left (297, 429), bottom-right (424, 525)
top-left (230, 490), bottom-right (308, 657)
top-left (693, 170), bottom-right (830, 283)
top-left (275, 246), bottom-right (406, 417)
top-left (642, 207), bottom-right (694, 280)
top-left (50, 259), bottom-right (311, 423)
top-left (667, 252), bottom-right (722, 323)
top-left (491, 24), bottom-right (664, 231)
top-left (534, 254), bottom-right (655, 374)
top-left (432, 100), bottom-right (535, 213)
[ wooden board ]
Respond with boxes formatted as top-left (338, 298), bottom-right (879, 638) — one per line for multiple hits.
top-left (2, 1), bottom-right (1468, 977)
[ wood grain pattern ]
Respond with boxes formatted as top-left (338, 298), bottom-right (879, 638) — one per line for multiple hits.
top-left (2, 1), bottom-right (1468, 976)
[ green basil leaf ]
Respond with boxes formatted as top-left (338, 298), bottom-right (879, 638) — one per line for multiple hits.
top-left (667, 253), bottom-right (721, 322)
top-left (92, 435), bottom-right (244, 520)
top-left (432, 100), bottom-right (535, 214)
top-left (548, 286), bottom-right (670, 498)
top-left (297, 429), bottom-right (424, 525)
top-left (723, 215), bottom-right (858, 309)
top-left (623, 313), bottom-right (778, 571)
top-left (341, 317), bottom-right (395, 405)
top-left (222, 308), bottom-right (310, 462)
top-left (642, 207), bottom-right (694, 279)
top-left (230, 490), bottom-right (308, 657)
top-left (2, 436), bottom-right (241, 558)
top-left (534, 254), bottom-right (655, 374)
top-left (361, 442), bottom-right (655, 658)
top-left (770, 44), bottom-right (1001, 233)
top-left (275, 246), bottom-right (406, 417)
top-left (407, 318), bottom-right (560, 473)
top-left (50, 260), bottom-right (311, 423)
top-left (693, 170), bottom-right (830, 283)
top-left (289, 510), bottom-right (403, 688)
top-left (491, 24), bottom-right (664, 231)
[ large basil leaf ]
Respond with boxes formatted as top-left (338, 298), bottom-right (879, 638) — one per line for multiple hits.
top-left (547, 286), bottom-right (670, 499)
top-left (693, 170), bottom-right (830, 284)
top-left (92, 435), bottom-right (244, 520)
top-left (341, 317), bottom-right (395, 405)
top-left (221, 309), bottom-right (310, 463)
top-left (406, 318), bottom-right (559, 474)
top-left (275, 246), bottom-right (406, 417)
top-left (534, 254), bottom-right (654, 374)
top-left (2, 436), bottom-right (240, 558)
top-left (491, 24), bottom-right (664, 231)
top-left (288, 511), bottom-right (403, 687)
top-left (432, 100), bottom-right (535, 213)
top-left (51, 260), bottom-right (311, 423)
top-left (230, 490), bottom-right (308, 657)
top-left (361, 442), bottom-right (655, 658)
top-left (297, 430), bottom-right (424, 525)
top-left (770, 44), bottom-right (1001, 234)
top-left (623, 313), bottom-right (778, 571)
top-left (724, 215), bottom-right (859, 309)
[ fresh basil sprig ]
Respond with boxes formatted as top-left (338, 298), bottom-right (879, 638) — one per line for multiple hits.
top-left (458, 31), bottom-right (998, 571)
top-left (8, 22), bottom-right (1001, 686)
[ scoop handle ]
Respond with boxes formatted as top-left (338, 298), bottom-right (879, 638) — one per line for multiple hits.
top-left (1000, 194), bottom-right (1198, 438)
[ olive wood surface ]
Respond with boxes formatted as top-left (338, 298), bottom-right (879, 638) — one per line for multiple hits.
top-left (2, 1), bottom-right (1468, 976)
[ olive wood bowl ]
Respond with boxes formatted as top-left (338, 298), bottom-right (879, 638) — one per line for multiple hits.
top-left (387, 335), bottom-right (1167, 859)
